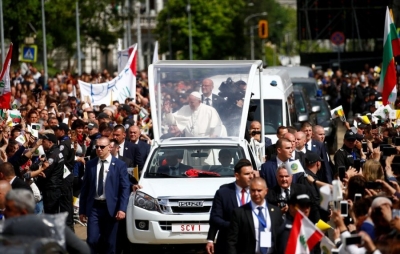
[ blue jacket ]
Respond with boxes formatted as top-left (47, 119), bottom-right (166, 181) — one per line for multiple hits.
top-left (260, 157), bottom-right (299, 189)
top-left (310, 139), bottom-right (333, 183)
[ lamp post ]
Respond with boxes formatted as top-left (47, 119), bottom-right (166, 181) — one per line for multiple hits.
top-left (244, 12), bottom-right (267, 60)
top-left (187, 0), bottom-right (193, 60)
top-left (41, 0), bottom-right (48, 86)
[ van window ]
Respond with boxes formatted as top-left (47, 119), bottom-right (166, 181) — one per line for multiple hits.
top-left (144, 146), bottom-right (245, 178)
top-left (250, 99), bottom-right (283, 135)
top-left (294, 94), bottom-right (307, 113)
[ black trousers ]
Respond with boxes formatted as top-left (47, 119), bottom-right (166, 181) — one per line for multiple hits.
top-left (43, 188), bottom-right (61, 214)
top-left (60, 175), bottom-right (74, 231)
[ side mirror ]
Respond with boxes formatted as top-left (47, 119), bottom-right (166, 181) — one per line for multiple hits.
top-left (298, 114), bottom-right (309, 122)
top-left (311, 105), bottom-right (320, 113)
top-left (324, 95), bottom-right (331, 101)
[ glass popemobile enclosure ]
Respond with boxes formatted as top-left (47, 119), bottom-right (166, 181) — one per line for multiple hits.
top-left (126, 60), bottom-right (265, 247)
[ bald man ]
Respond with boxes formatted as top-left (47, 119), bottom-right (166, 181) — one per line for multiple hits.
top-left (128, 125), bottom-right (150, 163)
top-left (201, 78), bottom-right (226, 115)
top-left (0, 180), bottom-right (11, 218)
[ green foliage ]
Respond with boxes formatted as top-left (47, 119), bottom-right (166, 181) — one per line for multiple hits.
top-left (156, 0), bottom-right (246, 60)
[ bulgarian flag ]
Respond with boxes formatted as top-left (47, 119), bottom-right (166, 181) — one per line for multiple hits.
top-left (285, 210), bottom-right (323, 254)
top-left (0, 43), bottom-right (12, 109)
top-left (378, 7), bottom-right (400, 105)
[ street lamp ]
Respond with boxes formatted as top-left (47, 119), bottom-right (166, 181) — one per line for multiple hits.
top-left (41, 0), bottom-right (48, 86)
top-left (187, 0), bottom-right (193, 60)
top-left (244, 12), bottom-right (268, 26)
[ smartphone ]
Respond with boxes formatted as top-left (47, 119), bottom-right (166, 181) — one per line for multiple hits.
top-left (361, 142), bottom-right (367, 153)
top-left (354, 193), bottom-right (362, 203)
top-left (332, 250), bottom-right (339, 254)
top-left (338, 166), bottom-right (346, 181)
top-left (353, 159), bottom-right (361, 171)
top-left (365, 181), bottom-right (383, 189)
top-left (344, 235), bottom-right (363, 246)
top-left (340, 200), bottom-right (348, 217)
top-left (396, 137), bottom-right (400, 146)
top-left (383, 147), bottom-right (397, 156)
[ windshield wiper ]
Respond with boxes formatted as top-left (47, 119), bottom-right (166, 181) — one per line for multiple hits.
top-left (146, 172), bottom-right (173, 178)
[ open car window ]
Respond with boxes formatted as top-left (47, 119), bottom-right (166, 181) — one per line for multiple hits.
top-left (144, 146), bottom-right (246, 178)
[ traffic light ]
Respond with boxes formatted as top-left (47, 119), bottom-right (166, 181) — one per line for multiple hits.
top-left (258, 20), bottom-right (268, 39)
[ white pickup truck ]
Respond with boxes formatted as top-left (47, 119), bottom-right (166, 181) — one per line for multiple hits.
top-left (126, 60), bottom-right (265, 250)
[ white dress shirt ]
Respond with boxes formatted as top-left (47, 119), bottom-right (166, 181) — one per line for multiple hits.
top-left (202, 94), bottom-right (212, 106)
top-left (251, 200), bottom-right (272, 254)
top-left (306, 140), bottom-right (312, 151)
top-left (296, 146), bottom-right (307, 154)
top-left (119, 140), bottom-right (125, 157)
top-left (95, 154), bottom-right (112, 200)
top-left (9, 176), bottom-right (16, 185)
top-left (276, 157), bottom-right (288, 167)
top-left (235, 183), bottom-right (249, 206)
top-left (280, 187), bottom-right (291, 199)
top-left (291, 150), bottom-right (296, 160)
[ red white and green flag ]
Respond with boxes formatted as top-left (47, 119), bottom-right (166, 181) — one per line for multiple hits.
top-left (0, 43), bottom-right (12, 109)
top-left (285, 209), bottom-right (323, 254)
top-left (378, 7), bottom-right (400, 105)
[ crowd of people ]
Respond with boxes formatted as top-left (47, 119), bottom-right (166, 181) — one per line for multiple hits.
top-left (0, 62), bottom-right (399, 254)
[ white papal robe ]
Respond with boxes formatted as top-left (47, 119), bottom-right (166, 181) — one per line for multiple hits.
top-left (165, 104), bottom-right (224, 137)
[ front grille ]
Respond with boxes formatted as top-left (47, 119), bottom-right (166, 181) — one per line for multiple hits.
top-left (159, 221), bottom-right (208, 231)
top-left (171, 207), bottom-right (211, 213)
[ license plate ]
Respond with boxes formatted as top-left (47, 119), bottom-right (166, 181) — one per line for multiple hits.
top-left (171, 224), bottom-right (210, 232)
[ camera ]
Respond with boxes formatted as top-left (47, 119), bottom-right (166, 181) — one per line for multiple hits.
top-left (278, 195), bottom-right (287, 208)
top-left (251, 131), bottom-right (261, 136)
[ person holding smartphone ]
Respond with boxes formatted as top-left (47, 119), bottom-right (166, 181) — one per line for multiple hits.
top-left (334, 130), bottom-right (363, 176)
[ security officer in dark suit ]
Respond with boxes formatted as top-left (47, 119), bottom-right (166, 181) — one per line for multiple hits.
top-left (37, 133), bottom-right (65, 214)
top-left (333, 130), bottom-right (362, 174)
top-left (54, 123), bottom-right (75, 231)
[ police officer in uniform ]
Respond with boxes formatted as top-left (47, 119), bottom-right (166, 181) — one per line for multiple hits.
top-left (38, 133), bottom-right (65, 214)
top-left (333, 130), bottom-right (362, 174)
top-left (120, 104), bottom-right (134, 130)
top-left (54, 123), bottom-right (75, 231)
top-left (85, 122), bottom-right (102, 160)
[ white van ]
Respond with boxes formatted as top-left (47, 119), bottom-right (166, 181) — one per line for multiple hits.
top-left (126, 60), bottom-right (263, 250)
top-left (250, 68), bottom-right (295, 144)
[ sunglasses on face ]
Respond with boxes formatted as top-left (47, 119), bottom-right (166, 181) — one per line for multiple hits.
top-left (95, 145), bottom-right (108, 150)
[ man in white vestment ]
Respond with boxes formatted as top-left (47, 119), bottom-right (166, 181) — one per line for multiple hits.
top-left (163, 92), bottom-right (224, 137)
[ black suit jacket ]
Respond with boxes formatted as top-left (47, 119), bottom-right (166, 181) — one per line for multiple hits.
top-left (11, 177), bottom-right (32, 192)
top-left (265, 144), bottom-right (277, 160)
top-left (201, 94), bottom-right (226, 114)
top-left (207, 182), bottom-right (238, 253)
top-left (116, 155), bottom-right (138, 185)
top-left (121, 141), bottom-right (144, 172)
top-left (227, 202), bottom-right (282, 254)
top-left (266, 183), bottom-right (320, 223)
top-left (137, 140), bottom-right (150, 164)
top-left (310, 139), bottom-right (333, 183)
top-left (157, 163), bottom-right (192, 175)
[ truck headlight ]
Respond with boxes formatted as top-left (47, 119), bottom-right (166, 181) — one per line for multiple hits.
top-left (134, 191), bottom-right (160, 212)
top-left (324, 127), bottom-right (332, 136)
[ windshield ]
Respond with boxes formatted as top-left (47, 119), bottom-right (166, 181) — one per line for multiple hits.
top-left (293, 82), bottom-right (317, 99)
top-left (144, 146), bottom-right (245, 178)
top-left (294, 92), bottom-right (307, 113)
top-left (313, 99), bottom-right (330, 121)
top-left (152, 64), bottom-right (252, 139)
top-left (250, 99), bottom-right (283, 135)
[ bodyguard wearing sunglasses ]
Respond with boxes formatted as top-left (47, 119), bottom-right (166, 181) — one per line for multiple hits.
top-left (79, 137), bottom-right (130, 254)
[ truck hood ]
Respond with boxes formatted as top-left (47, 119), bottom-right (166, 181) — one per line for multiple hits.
top-left (139, 177), bottom-right (234, 198)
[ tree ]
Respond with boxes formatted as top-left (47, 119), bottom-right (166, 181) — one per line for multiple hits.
top-left (156, 0), bottom-right (246, 60)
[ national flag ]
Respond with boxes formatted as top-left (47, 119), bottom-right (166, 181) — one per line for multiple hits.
top-left (285, 160), bottom-right (304, 175)
top-left (330, 105), bottom-right (345, 122)
top-left (319, 184), bottom-right (331, 210)
top-left (285, 209), bottom-right (323, 254)
top-left (320, 236), bottom-right (336, 254)
top-left (0, 43), bottom-right (13, 109)
top-left (377, 7), bottom-right (400, 105)
top-left (79, 44), bottom-right (137, 105)
top-left (359, 115), bottom-right (371, 125)
top-left (152, 41), bottom-right (159, 64)
top-left (315, 219), bottom-right (332, 231)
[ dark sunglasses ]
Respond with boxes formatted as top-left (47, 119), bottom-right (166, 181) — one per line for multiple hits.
top-left (95, 145), bottom-right (108, 150)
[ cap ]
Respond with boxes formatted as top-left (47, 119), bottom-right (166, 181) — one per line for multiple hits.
top-left (97, 112), bottom-right (110, 120)
top-left (371, 197), bottom-right (392, 209)
top-left (288, 194), bottom-right (313, 206)
top-left (344, 130), bottom-right (357, 140)
top-left (357, 122), bottom-right (367, 129)
top-left (305, 151), bottom-right (322, 165)
top-left (355, 133), bottom-right (364, 141)
top-left (190, 91), bottom-right (201, 100)
top-left (54, 122), bottom-right (69, 133)
top-left (87, 122), bottom-right (99, 130)
top-left (40, 133), bottom-right (58, 143)
top-left (120, 104), bottom-right (132, 114)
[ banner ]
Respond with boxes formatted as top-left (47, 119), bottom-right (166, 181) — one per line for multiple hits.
top-left (117, 44), bottom-right (136, 73)
top-left (79, 44), bottom-right (137, 106)
top-left (0, 43), bottom-right (13, 109)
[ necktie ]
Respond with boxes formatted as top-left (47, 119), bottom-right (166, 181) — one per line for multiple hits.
top-left (305, 143), bottom-right (309, 151)
top-left (284, 188), bottom-right (290, 200)
top-left (241, 188), bottom-right (246, 205)
top-left (205, 98), bottom-right (210, 106)
top-left (170, 166), bottom-right (178, 176)
top-left (97, 160), bottom-right (106, 196)
top-left (257, 207), bottom-right (268, 254)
